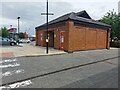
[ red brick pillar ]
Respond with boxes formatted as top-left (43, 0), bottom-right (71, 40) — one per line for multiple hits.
top-left (107, 28), bottom-right (111, 49)
top-left (67, 21), bottom-right (74, 30)
top-left (66, 21), bottom-right (74, 52)
top-left (36, 29), bottom-right (39, 46)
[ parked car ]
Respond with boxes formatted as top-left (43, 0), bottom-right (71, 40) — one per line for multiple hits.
top-left (0, 37), bottom-right (17, 46)
top-left (19, 39), bottom-right (31, 43)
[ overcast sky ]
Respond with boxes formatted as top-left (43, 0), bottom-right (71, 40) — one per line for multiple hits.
top-left (1, 0), bottom-right (120, 35)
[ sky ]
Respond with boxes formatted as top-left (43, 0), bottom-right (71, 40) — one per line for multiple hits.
top-left (0, 0), bottom-right (120, 36)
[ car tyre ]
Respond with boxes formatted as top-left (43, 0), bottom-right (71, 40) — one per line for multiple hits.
top-left (10, 42), bottom-right (15, 46)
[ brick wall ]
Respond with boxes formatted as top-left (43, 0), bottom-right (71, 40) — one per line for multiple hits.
top-left (36, 20), bottom-right (110, 51)
top-left (36, 30), bottom-right (46, 46)
top-left (36, 25), bottom-right (69, 50)
top-left (67, 21), bottom-right (109, 51)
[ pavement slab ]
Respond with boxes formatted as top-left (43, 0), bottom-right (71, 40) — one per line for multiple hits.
top-left (0, 43), bottom-right (66, 58)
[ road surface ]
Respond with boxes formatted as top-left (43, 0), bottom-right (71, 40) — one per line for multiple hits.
top-left (0, 48), bottom-right (119, 88)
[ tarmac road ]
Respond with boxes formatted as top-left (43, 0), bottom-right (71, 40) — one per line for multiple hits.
top-left (0, 48), bottom-right (119, 88)
top-left (62, 67), bottom-right (118, 88)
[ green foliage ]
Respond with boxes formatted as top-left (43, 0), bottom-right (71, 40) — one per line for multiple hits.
top-left (19, 32), bottom-right (24, 39)
top-left (0, 27), bottom-right (9, 38)
top-left (100, 10), bottom-right (120, 39)
top-left (110, 41), bottom-right (120, 48)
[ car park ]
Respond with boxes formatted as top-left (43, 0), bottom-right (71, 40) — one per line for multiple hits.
top-left (19, 39), bottom-right (31, 43)
top-left (0, 37), bottom-right (17, 46)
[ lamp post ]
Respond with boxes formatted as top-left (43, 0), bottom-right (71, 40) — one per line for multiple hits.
top-left (9, 25), bottom-right (12, 38)
top-left (10, 25), bottom-right (12, 28)
top-left (41, 0), bottom-right (54, 54)
top-left (17, 17), bottom-right (20, 44)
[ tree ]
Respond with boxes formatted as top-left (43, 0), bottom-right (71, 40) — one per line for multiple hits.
top-left (100, 10), bottom-right (120, 39)
top-left (0, 27), bottom-right (9, 38)
top-left (19, 32), bottom-right (24, 39)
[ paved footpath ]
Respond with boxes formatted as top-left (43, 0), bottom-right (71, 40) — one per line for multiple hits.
top-left (0, 48), bottom-right (119, 88)
top-left (0, 43), bottom-right (66, 58)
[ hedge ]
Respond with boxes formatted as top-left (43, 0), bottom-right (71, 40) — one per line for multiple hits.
top-left (110, 41), bottom-right (120, 48)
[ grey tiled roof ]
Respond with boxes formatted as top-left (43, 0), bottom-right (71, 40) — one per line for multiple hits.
top-left (36, 10), bottom-right (111, 29)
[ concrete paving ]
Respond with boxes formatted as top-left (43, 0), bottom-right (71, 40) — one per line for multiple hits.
top-left (0, 43), bottom-right (66, 57)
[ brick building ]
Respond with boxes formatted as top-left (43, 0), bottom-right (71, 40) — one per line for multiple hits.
top-left (35, 10), bottom-right (111, 52)
top-left (24, 32), bottom-right (28, 39)
top-left (8, 28), bottom-right (17, 39)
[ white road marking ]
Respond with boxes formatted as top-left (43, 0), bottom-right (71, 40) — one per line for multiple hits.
top-left (0, 63), bottom-right (20, 68)
top-left (0, 80), bottom-right (32, 89)
top-left (0, 58), bottom-right (32, 89)
top-left (2, 69), bottom-right (24, 77)
top-left (15, 69), bottom-right (24, 74)
top-left (0, 59), bottom-right (17, 64)
top-left (2, 72), bottom-right (12, 77)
